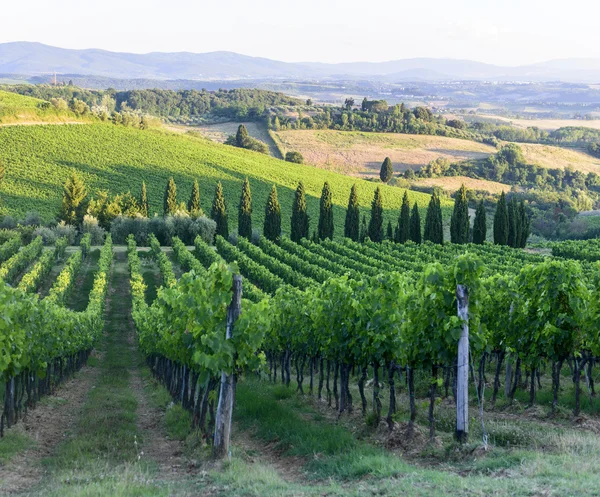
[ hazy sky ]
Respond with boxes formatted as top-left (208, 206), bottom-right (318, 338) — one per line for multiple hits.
top-left (1, 0), bottom-right (597, 65)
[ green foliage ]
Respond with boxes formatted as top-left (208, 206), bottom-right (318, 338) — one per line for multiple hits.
top-left (409, 204), bottom-right (421, 244)
top-left (473, 200), bottom-right (487, 244)
top-left (0, 236), bottom-right (43, 283)
top-left (344, 184), bottom-right (360, 242)
top-left (0, 124), bottom-right (440, 234)
top-left (450, 184), bottom-right (470, 244)
top-left (494, 192), bottom-right (509, 245)
top-left (238, 178), bottom-right (253, 239)
top-left (163, 177), bottom-right (178, 216)
top-left (395, 191), bottom-right (411, 243)
top-left (368, 187), bottom-right (384, 243)
top-left (285, 151), bottom-right (304, 164)
top-left (211, 182), bottom-right (229, 239)
top-left (263, 185), bottom-right (282, 242)
top-left (423, 190), bottom-right (443, 244)
top-left (226, 124), bottom-right (269, 154)
top-left (0, 235), bottom-right (112, 381)
top-left (188, 179), bottom-right (201, 218)
top-left (60, 172), bottom-right (87, 225)
top-left (139, 182), bottom-right (149, 217)
top-left (318, 182), bottom-right (334, 240)
top-left (46, 250), bottom-right (83, 305)
top-left (379, 157), bottom-right (394, 183)
top-left (290, 182), bottom-right (309, 242)
top-left (130, 238), bottom-right (267, 381)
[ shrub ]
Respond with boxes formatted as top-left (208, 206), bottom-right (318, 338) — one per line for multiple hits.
top-left (110, 214), bottom-right (216, 246)
top-left (81, 215), bottom-right (106, 245)
top-left (0, 229), bottom-right (19, 245)
top-left (32, 226), bottom-right (57, 245)
top-left (285, 151), bottom-right (304, 164)
top-left (0, 216), bottom-right (16, 230)
top-left (52, 222), bottom-right (77, 244)
top-left (22, 211), bottom-right (42, 226)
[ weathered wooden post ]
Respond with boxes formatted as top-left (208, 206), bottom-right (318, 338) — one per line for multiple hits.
top-left (213, 274), bottom-right (242, 459)
top-left (456, 284), bottom-right (469, 443)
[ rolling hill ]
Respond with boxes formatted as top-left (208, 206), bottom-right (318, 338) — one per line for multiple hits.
top-left (0, 124), bottom-right (445, 234)
top-left (5, 42), bottom-right (600, 82)
top-left (0, 89), bottom-right (83, 124)
top-left (270, 129), bottom-right (600, 186)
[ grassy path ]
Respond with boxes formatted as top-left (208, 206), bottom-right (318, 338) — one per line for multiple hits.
top-left (3, 247), bottom-right (197, 496)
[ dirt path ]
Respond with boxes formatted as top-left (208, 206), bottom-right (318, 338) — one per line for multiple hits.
top-left (114, 247), bottom-right (193, 479)
top-left (0, 356), bottom-right (100, 494)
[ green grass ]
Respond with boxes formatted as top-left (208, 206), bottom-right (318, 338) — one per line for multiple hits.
top-left (49, 252), bottom-right (139, 470)
top-left (0, 431), bottom-right (34, 463)
top-left (0, 90), bottom-right (46, 109)
top-left (0, 124), bottom-right (445, 235)
top-left (0, 90), bottom-right (82, 124)
top-left (66, 248), bottom-right (100, 312)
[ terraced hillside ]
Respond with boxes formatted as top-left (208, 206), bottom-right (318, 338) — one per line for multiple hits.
top-left (0, 124), bottom-right (443, 233)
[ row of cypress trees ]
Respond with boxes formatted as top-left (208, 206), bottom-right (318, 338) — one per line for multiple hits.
top-left (161, 177), bottom-right (529, 247)
top-left (450, 185), bottom-right (530, 246)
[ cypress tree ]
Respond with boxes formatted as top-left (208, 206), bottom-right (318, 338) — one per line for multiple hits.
top-left (237, 178), bottom-right (252, 238)
top-left (359, 215), bottom-right (368, 242)
top-left (380, 157), bottom-right (394, 183)
top-left (493, 192), bottom-right (509, 245)
top-left (450, 184), bottom-right (470, 244)
top-left (60, 172), bottom-right (87, 225)
top-left (368, 187), bottom-right (384, 242)
top-left (318, 182), bottom-right (334, 240)
top-left (409, 204), bottom-right (421, 243)
top-left (264, 185), bottom-right (281, 242)
top-left (139, 181), bottom-right (149, 217)
top-left (472, 200), bottom-right (487, 244)
top-left (423, 190), bottom-right (443, 244)
top-left (518, 200), bottom-right (530, 248)
top-left (344, 184), bottom-right (360, 241)
top-left (395, 191), bottom-right (411, 243)
top-left (188, 180), bottom-right (201, 218)
top-left (163, 177), bottom-right (178, 216)
top-left (211, 182), bottom-right (229, 238)
top-left (507, 197), bottom-right (517, 247)
top-left (291, 182), bottom-right (309, 242)
top-left (386, 220), bottom-right (393, 240)
top-left (236, 124), bottom-right (249, 147)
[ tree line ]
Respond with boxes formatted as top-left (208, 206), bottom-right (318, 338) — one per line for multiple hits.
top-left (60, 171), bottom-right (529, 247)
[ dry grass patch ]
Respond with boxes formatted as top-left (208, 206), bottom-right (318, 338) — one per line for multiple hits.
top-left (519, 143), bottom-right (600, 173)
top-left (271, 130), bottom-right (495, 176)
top-left (412, 176), bottom-right (511, 194)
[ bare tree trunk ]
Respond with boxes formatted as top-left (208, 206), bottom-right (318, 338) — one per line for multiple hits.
top-left (492, 351), bottom-right (505, 406)
top-left (408, 367), bottom-right (416, 429)
top-left (528, 367), bottom-right (536, 407)
top-left (213, 275), bottom-right (242, 460)
top-left (358, 366), bottom-right (368, 415)
top-left (429, 365), bottom-right (438, 441)
top-left (387, 361), bottom-right (396, 429)
top-left (373, 363), bottom-right (382, 425)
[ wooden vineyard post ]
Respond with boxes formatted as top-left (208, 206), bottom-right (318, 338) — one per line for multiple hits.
top-left (213, 274), bottom-right (242, 459)
top-left (456, 284), bottom-right (469, 443)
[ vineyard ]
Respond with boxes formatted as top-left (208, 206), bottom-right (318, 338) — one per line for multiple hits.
top-left (0, 123), bottom-right (442, 229)
top-left (2, 213), bottom-right (600, 495)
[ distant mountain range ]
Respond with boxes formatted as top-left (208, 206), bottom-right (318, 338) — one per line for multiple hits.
top-left (3, 42), bottom-right (600, 83)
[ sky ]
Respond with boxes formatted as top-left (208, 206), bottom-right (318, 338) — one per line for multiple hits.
top-left (1, 0), bottom-right (598, 65)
